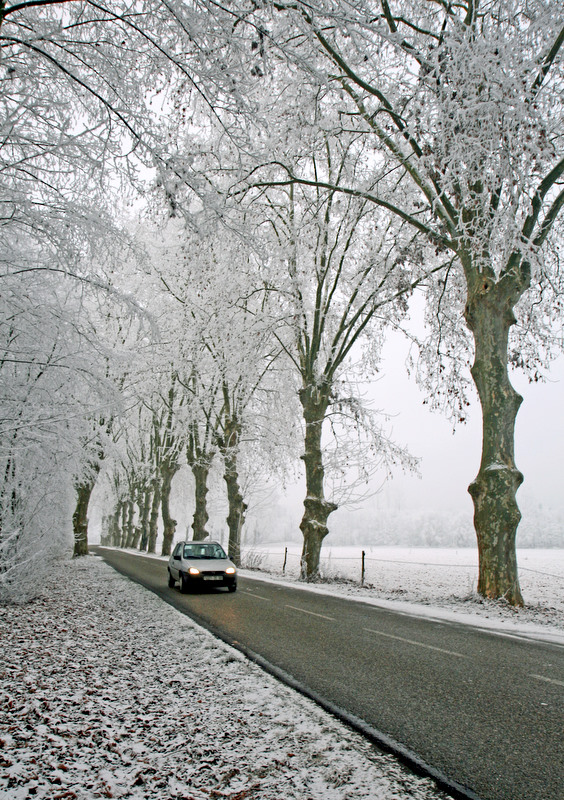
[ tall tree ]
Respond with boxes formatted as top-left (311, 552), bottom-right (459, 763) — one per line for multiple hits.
top-left (241, 133), bottom-right (419, 578)
top-left (184, 372), bottom-right (219, 543)
top-left (155, 373), bottom-right (185, 555)
top-left (0, 268), bottom-right (123, 599)
top-left (142, 215), bottom-right (293, 560)
top-left (73, 465), bottom-right (101, 557)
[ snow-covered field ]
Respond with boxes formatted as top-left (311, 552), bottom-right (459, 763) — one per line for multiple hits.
top-left (1, 546), bottom-right (562, 800)
top-left (1, 556), bottom-right (449, 800)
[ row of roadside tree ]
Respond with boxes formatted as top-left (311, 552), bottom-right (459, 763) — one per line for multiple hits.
top-left (1, 1), bottom-right (562, 605)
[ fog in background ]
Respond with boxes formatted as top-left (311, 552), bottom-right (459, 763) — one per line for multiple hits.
top-left (237, 327), bottom-right (564, 550)
top-left (91, 315), bottom-right (564, 551)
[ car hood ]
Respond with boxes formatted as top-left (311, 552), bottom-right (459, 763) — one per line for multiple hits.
top-left (182, 558), bottom-right (235, 571)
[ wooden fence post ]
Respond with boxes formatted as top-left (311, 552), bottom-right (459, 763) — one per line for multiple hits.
top-left (361, 550), bottom-right (365, 586)
top-left (282, 546), bottom-right (288, 574)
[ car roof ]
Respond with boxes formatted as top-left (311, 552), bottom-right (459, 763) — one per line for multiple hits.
top-left (184, 540), bottom-right (222, 547)
top-left (182, 542), bottom-right (227, 553)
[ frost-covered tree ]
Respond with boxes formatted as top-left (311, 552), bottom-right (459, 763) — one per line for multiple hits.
top-left (183, 370), bottom-right (221, 543)
top-left (241, 0), bottom-right (564, 603)
top-left (202, 286), bottom-right (291, 566)
top-left (156, 83), bottom-right (424, 577)
top-left (242, 137), bottom-right (420, 578)
top-left (0, 0), bottom-right (169, 583)
top-left (143, 217), bottom-right (295, 562)
top-left (0, 265), bottom-right (126, 599)
top-left (153, 372), bottom-right (186, 556)
top-left (72, 437), bottom-right (104, 558)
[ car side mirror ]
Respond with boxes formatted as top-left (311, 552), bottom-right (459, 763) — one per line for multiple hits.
top-left (174, 554), bottom-right (181, 561)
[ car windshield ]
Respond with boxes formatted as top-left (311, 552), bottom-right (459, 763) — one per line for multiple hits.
top-left (183, 544), bottom-right (227, 560)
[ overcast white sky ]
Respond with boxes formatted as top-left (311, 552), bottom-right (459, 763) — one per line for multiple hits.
top-left (373, 325), bottom-right (564, 517)
top-left (261, 309), bottom-right (564, 545)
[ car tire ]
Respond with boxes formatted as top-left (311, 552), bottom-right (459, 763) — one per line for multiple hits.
top-left (228, 583), bottom-right (237, 593)
top-left (179, 572), bottom-right (189, 593)
top-left (168, 570), bottom-right (175, 588)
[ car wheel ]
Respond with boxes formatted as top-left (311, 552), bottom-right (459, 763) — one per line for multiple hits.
top-left (179, 572), bottom-right (188, 593)
top-left (168, 570), bottom-right (175, 588)
top-left (228, 583), bottom-right (237, 593)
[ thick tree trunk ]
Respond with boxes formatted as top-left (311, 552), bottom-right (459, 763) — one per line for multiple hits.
top-left (138, 486), bottom-right (152, 551)
top-left (124, 498), bottom-right (136, 548)
top-left (100, 514), bottom-right (110, 546)
top-left (147, 477), bottom-right (161, 554)
top-left (160, 463), bottom-right (179, 556)
top-left (465, 276), bottom-right (524, 606)
top-left (130, 489), bottom-right (143, 549)
top-left (191, 462), bottom-right (211, 541)
top-left (119, 501), bottom-right (128, 548)
top-left (221, 420), bottom-right (247, 566)
top-left (110, 505), bottom-right (121, 547)
top-left (130, 525), bottom-right (141, 549)
top-left (298, 383), bottom-right (337, 580)
top-left (72, 480), bottom-right (95, 557)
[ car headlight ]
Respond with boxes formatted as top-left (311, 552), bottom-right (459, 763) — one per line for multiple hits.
top-left (189, 567), bottom-right (200, 575)
top-left (225, 567), bottom-right (236, 575)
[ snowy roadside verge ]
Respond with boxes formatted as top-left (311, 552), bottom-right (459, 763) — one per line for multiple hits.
top-left (237, 544), bottom-right (564, 644)
top-left (234, 569), bottom-right (564, 646)
top-left (0, 556), bottom-right (449, 800)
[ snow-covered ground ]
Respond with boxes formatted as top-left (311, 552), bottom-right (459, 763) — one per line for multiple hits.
top-left (2, 546), bottom-right (562, 800)
top-left (1, 556), bottom-right (449, 800)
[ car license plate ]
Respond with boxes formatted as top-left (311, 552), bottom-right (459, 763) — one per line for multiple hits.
top-left (203, 575), bottom-right (222, 581)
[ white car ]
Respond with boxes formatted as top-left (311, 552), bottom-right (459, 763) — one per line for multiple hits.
top-left (168, 541), bottom-right (237, 593)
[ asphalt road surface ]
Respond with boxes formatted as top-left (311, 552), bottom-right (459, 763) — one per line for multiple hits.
top-left (92, 547), bottom-right (564, 800)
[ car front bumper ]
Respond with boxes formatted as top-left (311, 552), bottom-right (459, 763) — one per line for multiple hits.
top-left (185, 573), bottom-right (236, 589)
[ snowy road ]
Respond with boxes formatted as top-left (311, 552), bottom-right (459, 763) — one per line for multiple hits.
top-left (94, 548), bottom-right (564, 800)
